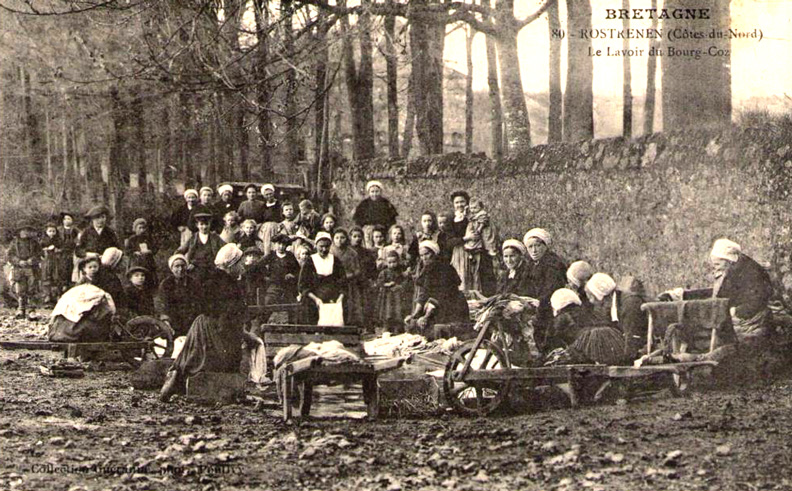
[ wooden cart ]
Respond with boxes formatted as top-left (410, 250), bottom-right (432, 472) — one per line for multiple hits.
top-left (277, 354), bottom-right (411, 421)
top-left (0, 316), bottom-right (173, 368)
top-left (442, 298), bottom-right (728, 416)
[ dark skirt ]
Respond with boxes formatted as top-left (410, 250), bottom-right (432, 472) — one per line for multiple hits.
top-left (170, 314), bottom-right (243, 379)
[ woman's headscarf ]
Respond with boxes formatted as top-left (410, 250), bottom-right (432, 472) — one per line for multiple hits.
top-left (214, 243), bottom-right (244, 271)
top-left (167, 254), bottom-right (188, 271)
top-left (315, 232), bottom-right (333, 245)
top-left (585, 273), bottom-right (617, 301)
top-left (710, 238), bottom-right (741, 263)
top-left (366, 180), bottom-right (384, 194)
top-left (101, 247), bottom-right (123, 269)
top-left (217, 184), bottom-right (234, 196)
top-left (418, 240), bottom-right (440, 256)
top-left (550, 288), bottom-right (582, 316)
top-left (261, 183), bottom-right (275, 195)
top-left (523, 228), bottom-right (552, 248)
top-left (183, 189), bottom-right (199, 199)
top-left (502, 239), bottom-right (527, 256)
top-left (566, 260), bottom-right (594, 288)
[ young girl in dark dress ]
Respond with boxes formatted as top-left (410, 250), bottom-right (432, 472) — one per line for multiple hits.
top-left (40, 223), bottom-right (63, 304)
top-left (124, 218), bottom-right (159, 291)
top-left (447, 191), bottom-right (470, 291)
top-left (236, 219), bottom-right (264, 253)
top-left (377, 251), bottom-right (410, 333)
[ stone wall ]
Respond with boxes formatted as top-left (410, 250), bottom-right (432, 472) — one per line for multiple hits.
top-left (334, 118), bottom-right (792, 299)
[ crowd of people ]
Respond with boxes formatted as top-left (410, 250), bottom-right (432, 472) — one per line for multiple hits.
top-left (6, 180), bottom-right (780, 399)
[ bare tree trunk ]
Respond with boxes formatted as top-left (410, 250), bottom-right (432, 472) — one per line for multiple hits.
top-left (564, 0), bottom-right (594, 141)
top-left (384, 1), bottom-right (400, 159)
top-left (465, 26), bottom-right (475, 154)
top-left (45, 104), bottom-right (53, 193)
top-left (20, 67), bottom-right (44, 178)
top-left (495, 0), bottom-right (531, 154)
top-left (61, 92), bottom-right (73, 203)
top-left (644, 0), bottom-right (659, 135)
top-left (282, 0), bottom-right (302, 169)
top-left (484, 31), bottom-right (503, 161)
top-left (662, 0), bottom-right (731, 129)
top-left (409, 0), bottom-right (444, 155)
top-left (109, 87), bottom-right (127, 226)
top-left (358, 0), bottom-right (376, 159)
top-left (253, 0), bottom-right (273, 180)
top-left (131, 89), bottom-right (147, 192)
top-left (401, 72), bottom-right (416, 159)
top-left (547, 0), bottom-right (562, 143)
top-left (313, 11), bottom-right (330, 191)
top-left (622, 0), bottom-right (632, 139)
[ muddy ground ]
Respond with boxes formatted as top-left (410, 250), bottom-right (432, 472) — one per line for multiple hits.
top-left (2, 309), bottom-right (792, 491)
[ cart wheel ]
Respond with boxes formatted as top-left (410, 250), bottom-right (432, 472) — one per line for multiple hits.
top-left (443, 339), bottom-right (511, 416)
top-left (669, 370), bottom-right (691, 396)
top-left (125, 316), bottom-right (175, 359)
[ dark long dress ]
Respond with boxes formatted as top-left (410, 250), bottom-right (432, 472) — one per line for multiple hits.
top-left (684, 254), bottom-right (774, 339)
top-left (156, 274), bottom-right (202, 336)
top-left (522, 251), bottom-right (568, 340)
top-left (75, 226), bottom-right (120, 258)
top-left (237, 200), bottom-right (266, 223)
top-left (169, 272), bottom-right (247, 385)
top-left (298, 254), bottom-right (347, 325)
top-left (39, 236), bottom-right (63, 288)
top-left (415, 260), bottom-right (470, 324)
top-left (58, 226), bottom-right (80, 285)
top-left (377, 268), bottom-right (410, 331)
top-left (352, 244), bottom-right (378, 326)
top-left (177, 232), bottom-right (226, 283)
top-left (352, 197), bottom-right (398, 229)
top-left (124, 233), bottom-right (159, 289)
top-left (260, 251), bottom-right (300, 304)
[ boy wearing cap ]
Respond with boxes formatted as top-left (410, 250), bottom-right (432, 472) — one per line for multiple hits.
top-left (124, 266), bottom-right (155, 317)
top-left (8, 225), bottom-right (41, 318)
top-left (124, 218), bottom-right (159, 290)
top-left (39, 222), bottom-right (63, 305)
top-left (76, 205), bottom-right (120, 259)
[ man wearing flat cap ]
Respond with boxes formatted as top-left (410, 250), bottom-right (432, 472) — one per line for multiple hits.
top-left (76, 205), bottom-right (120, 259)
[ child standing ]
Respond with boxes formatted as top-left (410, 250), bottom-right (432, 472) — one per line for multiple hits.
top-left (370, 225), bottom-right (387, 270)
top-left (39, 222), bottom-right (63, 305)
top-left (124, 218), bottom-right (159, 290)
top-left (236, 219), bottom-right (264, 252)
top-left (278, 201), bottom-right (300, 240)
top-left (219, 211), bottom-right (240, 244)
top-left (381, 224), bottom-right (410, 268)
top-left (124, 266), bottom-right (155, 317)
top-left (259, 234), bottom-right (300, 307)
top-left (58, 212), bottom-right (80, 288)
top-left (296, 199), bottom-right (322, 240)
top-left (8, 225), bottom-right (41, 318)
top-left (376, 251), bottom-right (410, 333)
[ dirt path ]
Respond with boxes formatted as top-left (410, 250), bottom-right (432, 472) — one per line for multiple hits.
top-left (2, 315), bottom-right (792, 491)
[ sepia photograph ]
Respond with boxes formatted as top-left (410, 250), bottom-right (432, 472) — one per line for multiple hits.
top-left (1, 0), bottom-right (791, 489)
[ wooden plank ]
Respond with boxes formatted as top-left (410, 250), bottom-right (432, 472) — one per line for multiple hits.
top-left (0, 340), bottom-right (64, 351)
top-left (606, 361), bottom-right (717, 378)
top-left (459, 366), bottom-right (606, 382)
top-left (259, 324), bottom-right (360, 335)
top-left (370, 356), bottom-right (409, 373)
top-left (263, 333), bottom-right (360, 346)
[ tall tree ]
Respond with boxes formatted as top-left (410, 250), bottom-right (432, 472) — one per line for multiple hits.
top-left (644, 0), bottom-right (659, 135)
top-left (409, 0), bottom-right (446, 155)
top-left (662, 0), bottom-right (731, 129)
top-left (383, 0), bottom-right (400, 159)
top-left (622, 0), bottom-right (632, 139)
top-left (464, 25), bottom-right (475, 154)
top-left (564, 0), bottom-right (594, 141)
top-left (547, 0), bottom-right (562, 143)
